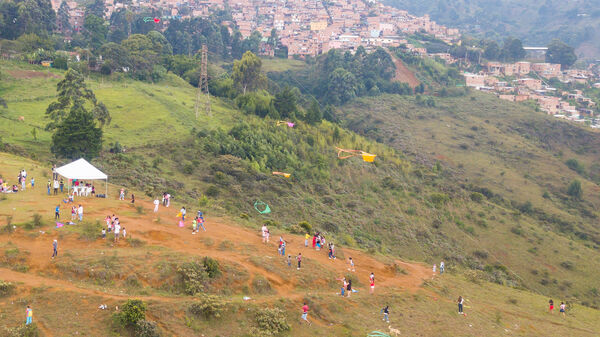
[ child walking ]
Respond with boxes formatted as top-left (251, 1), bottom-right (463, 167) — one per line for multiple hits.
top-left (381, 305), bottom-right (390, 323)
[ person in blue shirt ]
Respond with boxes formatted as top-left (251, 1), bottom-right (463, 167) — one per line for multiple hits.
top-left (54, 205), bottom-right (60, 220)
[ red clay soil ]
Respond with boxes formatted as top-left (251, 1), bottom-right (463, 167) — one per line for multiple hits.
top-left (0, 177), bottom-right (430, 306)
top-left (391, 55), bottom-right (420, 88)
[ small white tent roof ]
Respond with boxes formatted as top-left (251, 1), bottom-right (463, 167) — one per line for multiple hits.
top-left (55, 158), bottom-right (107, 180)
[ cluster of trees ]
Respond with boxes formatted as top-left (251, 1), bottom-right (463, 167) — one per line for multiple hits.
top-left (270, 46), bottom-right (412, 106)
top-left (0, 0), bottom-right (55, 40)
top-left (211, 51), bottom-right (324, 124)
top-left (481, 37), bottom-right (526, 62)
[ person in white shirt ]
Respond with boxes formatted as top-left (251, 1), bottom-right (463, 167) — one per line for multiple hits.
top-left (180, 207), bottom-right (186, 221)
top-left (114, 223), bottom-right (121, 242)
top-left (166, 194), bottom-right (171, 207)
top-left (53, 179), bottom-right (59, 195)
top-left (261, 225), bottom-right (268, 243)
top-left (440, 261), bottom-right (445, 274)
top-left (122, 227), bottom-right (126, 239)
top-left (153, 198), bottom-right (159, 213)
top-left (77, 205), bottom-right (83, 221)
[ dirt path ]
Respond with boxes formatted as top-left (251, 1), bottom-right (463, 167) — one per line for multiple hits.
top-left (390, 54), bottom-right (420, 88)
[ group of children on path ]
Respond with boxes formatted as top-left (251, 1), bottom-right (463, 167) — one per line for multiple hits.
top-left (104, 214), bottom-right (126, 243)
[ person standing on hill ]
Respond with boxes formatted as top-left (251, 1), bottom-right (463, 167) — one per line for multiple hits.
top-left (370, 272), bottom-right (375, 294)
top-left (77, 204), bottom-right (84, 221)
top-left (287, 255), bottom-right (292, 267)
top-left (53, 179), bottom-right (59, 195)
top-left (300, 302), bottom-right (311, 325)
top-left (114, 222), bottom-right (121, 243)
top-left (119, 188), bottom-right (125, 200)
top-left (166, 193), bottom-right (171, 207)
top-left (440, 261), bottom-right (445, 274)
top-left (153, 198), bottom-right (159, 213)
top-left (131, 193), bottom-right (135, 204)
top-left (180, 207), bottom-right (186, 221)
top-left (297, 253), bottom-right (302, 270)
top-left (30, 177), bottom-right (35, 189)
top-left (59, 179), bottom-right (64, 193)
top-left (192, 217), bottom-right (198, 234)
top-left (348, 257), bottom-right (355, 272)
top-left (458, 296), bottom-right (464, 315)
top-left (25, 305), bottom-right (33, 325)
top-left (330, 243), bottom-right (336, 260)
top-left (47, 179), bottom-right (51, 195)
top-left (549, 299), bottom-right (554, 313)
top-left (305, 233), bottom-right (310, 247)
top-left (54, 204), bottom-right (60, 220)
top-left (52, 239), bottom-right (58, 259)
top-left (559, 302), bottom-right (566, 317)
top-left (198, 214), bottom-right (206, 232)
top-left (346, 279), bottom-right (352, 297)
top-left (261, 224), bottom-right (268, 243)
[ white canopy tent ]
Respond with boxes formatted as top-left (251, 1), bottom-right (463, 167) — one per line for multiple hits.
top-left (55, 158), bottom-right (108, 196)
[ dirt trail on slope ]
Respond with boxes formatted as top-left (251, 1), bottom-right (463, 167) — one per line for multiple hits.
top-left (0, 172), bottom-right (430, 306)
top-left (390, 55), bottom-right (420, 88)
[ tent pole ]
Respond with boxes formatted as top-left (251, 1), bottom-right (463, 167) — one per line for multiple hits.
top-left (105, 178), bottom-right (108, 198)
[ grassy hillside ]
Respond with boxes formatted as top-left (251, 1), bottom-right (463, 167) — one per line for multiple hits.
top-left (339, 92), bottom-right (600, 307)
top-left (1, 60), bottom-right (600, 335)
top-left (383, 0), bottom-right (600, 58)
top-left (0, 152), bottom-right (599, 336)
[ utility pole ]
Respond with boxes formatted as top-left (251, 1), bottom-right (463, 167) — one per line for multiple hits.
top-left (195, 44), bottom-right (211, 118)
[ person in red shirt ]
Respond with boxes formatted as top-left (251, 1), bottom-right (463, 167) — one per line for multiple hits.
top-left (301, 302), bottom-right (311, 325)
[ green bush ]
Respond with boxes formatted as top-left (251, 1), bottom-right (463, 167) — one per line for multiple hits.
top-left (177, 261), bottom-right (209, 295)
top-left (567, 180), bottom-right (582, 199)
top-left (202, 257), bottom-right (221, 279)
top-left (255, 308), bottom-right (290, 335)
top-left (79, 221), bottom-right (103, 241)
top-left (430, 193), bottom-right (449, 206)
top-left (565, 159), bottom-right (585, 175)
top-left (298, 221), bottom-right (312, 233)
top-left (470, 192), bottom-right (484, 202)
top-left (0, 280), bottom-right (15, 297)
top-left (560, 261), bottom-right (574, 270)
top-left (116, 299), bottom-right (147, 328)
top-left (188, 294), bottom-right (227, 319)
top-left (135, 320), bottom-right (160, 337)
top-left (252, 275), bottom-right (273, 294)
top-left (24, 213), bottom-right (43, 230)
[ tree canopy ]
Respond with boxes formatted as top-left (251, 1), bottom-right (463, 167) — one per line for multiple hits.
top-left (546, 39), bottom-right (577, 68)
top-left (45, 69), bottom-right (111, 131)
top-left (232, 51), bottom-right (266, 94)
top-left (47, 70), bottom-right (109, 159)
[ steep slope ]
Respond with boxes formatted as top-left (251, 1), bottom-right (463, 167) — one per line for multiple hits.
top-left (1, 152), bottom-right (600, 336)
top-left (339, 92), bottom-right (600, 307)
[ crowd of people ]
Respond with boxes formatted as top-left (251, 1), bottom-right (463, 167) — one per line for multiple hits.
top-left (1, 164), bottom-right (574, 330)
top-left (0, 169), bottom-right (31, 193)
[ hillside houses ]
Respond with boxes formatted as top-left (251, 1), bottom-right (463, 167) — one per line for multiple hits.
top-left (51, 0), bottom-right (459, 58)
top-left (464, 60), bottom-right (599, 124)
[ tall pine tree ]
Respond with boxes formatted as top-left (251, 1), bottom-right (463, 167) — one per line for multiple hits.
top-left (46, 69), bottom-right (110, 159)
